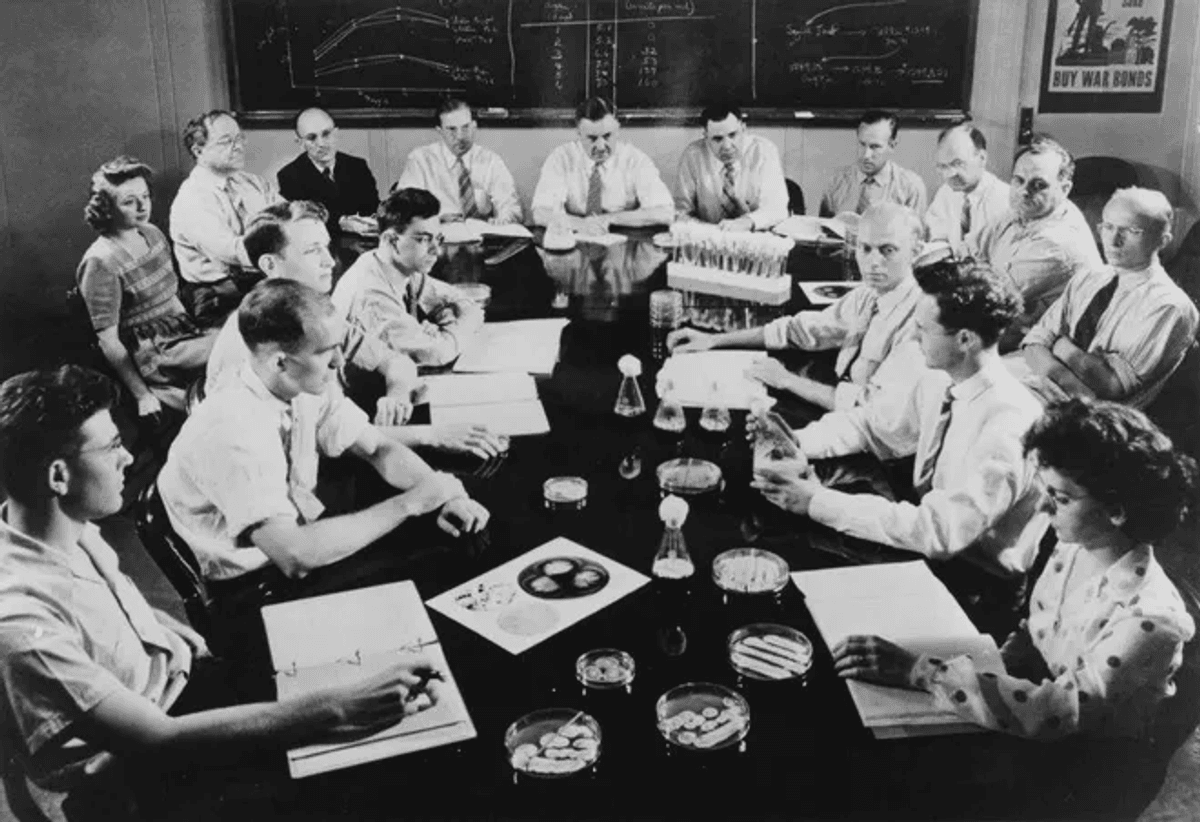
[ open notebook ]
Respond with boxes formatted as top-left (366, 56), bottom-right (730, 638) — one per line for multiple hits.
top-left (424, 372), bottom-right (550, 436)
top-left (262, 581), bottom-right (477, 778)
top-left (791, 562), bottom-right (1002, 739)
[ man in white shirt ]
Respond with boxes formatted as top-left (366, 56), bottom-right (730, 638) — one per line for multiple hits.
top-left (754, 260), bottom-right (1047, 623)
top-left (819, 110), bottom-right (927, 218)
top-left (394, 98), bottom-right (522, 224)
top-left (667, 203), bottom-right (926, 414)
top-left (169, 109), bottom-right (281, 323)
top-left (674, 102), bottom-right (788, 231)
top-left (975, 135), bottom-right (1103, 350)
top-left (208, 200), bottom-right (503, 457)
top-left (333, 188), bottom-right (484, 367)
top-left (531, 96), bottom-right (673, 234)
top-left (1015, 187), bottom-right (1199, 409)
top-left (924, 123), bottom-right (1010, 257)
top-left (160, 280), bottom-right (489, 600)
top-left (0, 366), bottom-right (441, 819)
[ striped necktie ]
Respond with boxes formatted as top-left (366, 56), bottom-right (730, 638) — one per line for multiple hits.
top-left (960, 194), bottom-right (972, 238)
top-left (1071, 274), bottom-right (1119, 350)
top-left (837, 299), bottom-right (878, 382)
top-left (913, 387), bottom-right (954, 497)
top-left (585, 162), bottom-right (604, 216)
top-left (225, 178), bottom-right (249, 234)
top-left (721, 159), bottom-right (744, 219)
top-left (856, 175), bottom-right (879, 214)
top-left (456, 157), bottom-right (478, 218)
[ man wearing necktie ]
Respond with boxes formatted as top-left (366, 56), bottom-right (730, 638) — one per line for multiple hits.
top-left (170, 110), bottom-right (281, 325)
top-left (277, 107), bottom-right (380, 235)
top-left (818, 110), bottom-right (927, 219)
top-left (753, 260), bottom-right (1048, 631)
top-left (925, 123), bottom-right (1010, 258)
top-left (0, 366), bottom-right (446, 817)
top-left (395, 99), bottom-right (523, 225)
top-left (531, 96), bottom-right (673, 236)
top-left (674, 102), bottom-right (788, 231)
top-left (669, 203), bottom-right (926, 416)
top-left (1015, 187), bottom-right (1199, 409)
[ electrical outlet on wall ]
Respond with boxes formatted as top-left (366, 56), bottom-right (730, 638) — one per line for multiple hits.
top-left (1018, 107), bottom-right (1034, 146)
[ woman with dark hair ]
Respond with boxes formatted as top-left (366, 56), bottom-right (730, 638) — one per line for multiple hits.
top-left (78, 156), bottom-right (216, 416)
top-left (831, 397), bottom-right (1196, 739)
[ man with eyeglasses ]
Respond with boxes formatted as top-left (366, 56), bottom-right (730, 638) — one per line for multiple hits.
top-left (531, 96), bottom-right (673, 235)
top-left (674, 101), bottom-right (788, 231)
top-left (974, 134), bottom-right (1103, 350)
top-left (394, 98), bottom-right (522, 224)
top-left (277, 107), bottom-right (380, 234)
top-left (1013, 187), bottom-right (1198, 409)
top-left (170, 109), bottom-right (281, 324)
top-left (924, 123), bottom-right (1010, 258)
top-left (332, 188), bottom-right (483, 367)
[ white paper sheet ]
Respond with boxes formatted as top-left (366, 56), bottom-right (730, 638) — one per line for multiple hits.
top-left (656, 350), bottom-right (770, 409)
top-left (574, 232), bottom-right (627, 246)
top-left (478, 220), bottom-right (533, 238)
top-left (424, 373), bottom-right (539, 407)
top-left (792, 562), bottom-right (1002, 738)
top-left (262, 581), bottom-right (476, 778)
top-left (432, 400), bottom-right (550, 436)
top-left (454, 319), bottom-right (570, 375)
top-left (426, 537), bottom-right (650, 654)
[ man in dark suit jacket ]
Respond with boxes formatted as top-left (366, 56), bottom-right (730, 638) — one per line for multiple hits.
top-left (277, 107), bottom-right (380, 232)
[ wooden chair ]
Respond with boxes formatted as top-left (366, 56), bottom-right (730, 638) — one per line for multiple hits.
top-left (1068, 156), bottom-right (1139, 249)
top-left (786, 178), bottom-right (806, 216)
top-left (134, 480), bottom-right (212, 640)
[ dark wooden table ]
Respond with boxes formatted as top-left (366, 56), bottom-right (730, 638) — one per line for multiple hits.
top-left (160, 231), bottom-right (1168, 821)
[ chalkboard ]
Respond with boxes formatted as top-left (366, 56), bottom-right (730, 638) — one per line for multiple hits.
top-left (227, 0), bottom-right (976, 122)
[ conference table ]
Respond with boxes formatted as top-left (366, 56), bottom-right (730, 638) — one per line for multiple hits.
top-left (168, 230), bottom-right (1165, 821)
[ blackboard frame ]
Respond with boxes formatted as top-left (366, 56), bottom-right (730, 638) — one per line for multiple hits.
top-left (223, 0), bottom-right (978, 128)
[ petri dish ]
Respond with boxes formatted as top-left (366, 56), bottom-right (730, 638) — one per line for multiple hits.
top-left (518, 556), bottom-right (610, 599)
top-left (543, 476), bottom-right (588, 510)
top-left (711, 548), bottom-right (790, 595)
top-left (576, 649), bottom-right (635, 690)
top-left (656, 458), bottom-right (723, 497)
top-left (505, 708), bottom-right (601, 778)
top-left (656, 683), bottom-right (750, 751)
top-left (727, 624), bottom-right (813, 681)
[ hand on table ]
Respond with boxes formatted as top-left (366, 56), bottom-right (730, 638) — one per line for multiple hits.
top-left (751, 462), bottom-right (818, 515)
top-left (429, 422), bottom-right (507, 460)
top-left (400, 473), bottom-right (463, 519)
top-left (666, 328), bottom-right (715, 353)
top-left (374, 395), bottom-right (414, 427)
top-left (137, 394), bottom-right (163, 418)
top-left (830, 635), bottom-right (919, 688)
top-left (437, 496), bottom-right (490, 537)
top-left (326, 655), bottom-right (444, 735)
top-left (745, 358), bottom-right (796, 391)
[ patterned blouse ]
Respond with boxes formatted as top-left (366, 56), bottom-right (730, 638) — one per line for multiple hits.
top-left (909, 543), bottom-right (1194, 739)
top-left (77, 224), bottom-right (192, 340)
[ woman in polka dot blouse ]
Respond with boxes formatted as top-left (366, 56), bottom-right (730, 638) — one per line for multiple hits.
top-left (831, 398), bottom-right (1196, 739)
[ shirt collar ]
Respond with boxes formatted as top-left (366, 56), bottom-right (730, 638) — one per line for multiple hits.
top-left (1113, 260), bottom-right (1166, 285)
top-left (238, 362), bottom-right (293, 415)
top-left (437, 141), bottom-right (475, 169)
top-left (961, 170), bottom-right (997, 205)
top-left (857, 161), bottom-right (894, 186)
top-left (1096, 544), bottom-right (1156, 598)
top-left (949, 354), bottom-right (1006, 403)
top-left (190, 164), bottom-right (233, 190)
top-left (0, 504), bottom-right (105, 583)
top-left (874, 274), bottom-right (919, 313)
top-left (308, 153), bottom-right (336, 175)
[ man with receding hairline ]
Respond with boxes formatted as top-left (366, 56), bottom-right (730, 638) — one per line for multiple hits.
top-left (667, 203), bottom-right (927, 414)
top-left (395, 98), bottom-right (522, 224)
top-left (277, 107), bottom-right (380, 232)
top-left (924, 123), bottom-right (1010, 257)
top-left (819, 110), bottom-right (927, 218)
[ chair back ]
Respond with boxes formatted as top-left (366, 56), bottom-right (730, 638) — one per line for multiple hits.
top-left (1068, 156), bottom-right (1139, 249)
top-left (1146, 341), bottom-right (1200, 461)
top-left (1150, 565), bottom-right (1200, 758)
top-left (134, 479), bottom-right (212, 638)
top-left (1167, 218), bottom-right (1200, 309)
top-left (62, 287), bottom-right (107, 370)
top-left (786, 179), bottom-right (806, 216)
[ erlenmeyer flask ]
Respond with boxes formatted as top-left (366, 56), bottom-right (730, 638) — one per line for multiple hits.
top-left (652, 495), bottom-right (695, 580)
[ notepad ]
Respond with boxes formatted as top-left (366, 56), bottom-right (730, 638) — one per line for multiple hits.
top-left (424, 373), bottom-right (550, 436)
top-left (262, 581), bottom-right (476, 778)
top-left (453, 318), bottom-right (570, 375)
top-left (792, 562), bottom-right (1003, 739)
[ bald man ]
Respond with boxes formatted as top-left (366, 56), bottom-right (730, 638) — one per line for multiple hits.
top-left (277, 108), bottom-right (380, 232)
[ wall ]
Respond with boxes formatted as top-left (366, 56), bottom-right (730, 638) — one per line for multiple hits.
top-left (5, 0), bottom-right (1196, 377)
top-left (1021, 0), bottom-right (1200, 208)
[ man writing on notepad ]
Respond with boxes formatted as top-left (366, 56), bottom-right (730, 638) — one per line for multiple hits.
top-left (0, 366), bottom-right (443, 820)
top-left (667, 203), bottom-right (927, 415)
